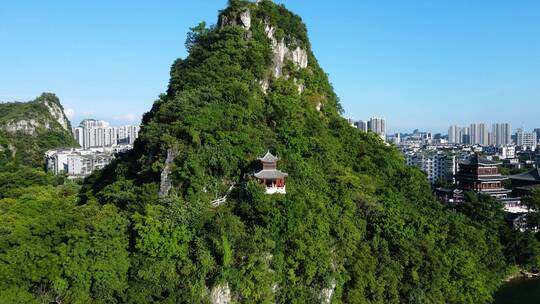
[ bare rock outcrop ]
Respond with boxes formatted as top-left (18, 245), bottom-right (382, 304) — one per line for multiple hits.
top-left (219, 9), bottom-right (251, 30)
top-left (210, 283), bottom-right (231, 304)
top-left (264, 22), bottom-right (308, 79)
top-left (159, 146), bottom-right (179, 197)
top-left (42, 98), bottom-right (70, 131)
top-left (320, 279), bottom-right (336, 304)
top-left (3, 119), bottom-right (47, 135)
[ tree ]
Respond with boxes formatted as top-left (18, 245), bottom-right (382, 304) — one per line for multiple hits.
top-left (523, 188), bottom-right (540, 229)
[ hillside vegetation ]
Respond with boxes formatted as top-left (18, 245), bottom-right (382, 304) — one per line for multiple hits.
top-left (0, 93), bottom-right (77, 167)
top-left (0, 93), bottom-right (78, 199)
top-left (2, 1), bottom-right (539, 303)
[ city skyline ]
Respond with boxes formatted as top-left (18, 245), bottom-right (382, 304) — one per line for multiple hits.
top-left (1, 0), bottom-right (539, 132)
top-left (72, 118), bottom-right (140, 149)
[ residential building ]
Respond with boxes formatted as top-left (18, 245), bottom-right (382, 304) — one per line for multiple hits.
top-left (492, 123), bottom-right (512, 146)
top-left (516, 128), bottom-right (537, 150)
top-left (405, 151), bottom-right (457, 184)
top-left (74, 119), bottom-right (140, 149)
top-left (393, 133), bottom-right (401, 145)
top-left (368, 117), bottom-right (386, 139)
top-left (499, 145), bottom-right (516, 159)
top-left (72, 127), bottom-right (84, 147)
top-left (448, 125), bottom-right (460, 144)
top-left (470, 123), bottom-right (489, 146)
top-left (534, 128), bottom-right (540, 142)
top-left (45, 145), bottom-right (132, 178)
top-left (354, 120), bottom-right (368, 132)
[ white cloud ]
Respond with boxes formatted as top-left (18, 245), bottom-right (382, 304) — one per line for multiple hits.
top-left (64, 108), bottom-right (75, 119)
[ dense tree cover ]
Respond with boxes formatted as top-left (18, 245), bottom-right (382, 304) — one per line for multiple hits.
top-left (454, 191), bottom-right (540, 273)
top-left (0, 93), bottom-right (78, 168)
top-left (499, 166), bottom-right (532, 176)
top-left (78, 1), bottom-right (510, 302)
top-left (0, 93), bottom-right (78, 199)
top-left (0, 184), bottom-right (129, 304)
top-left (1, 1), bottom-right (537, 303)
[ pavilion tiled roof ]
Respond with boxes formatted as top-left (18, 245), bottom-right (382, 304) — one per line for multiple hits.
top-left (254, 170), bottom-right (288, 179)
top-left (459, 154), bottom-right (502, 166)
top-left (510, 168), bottom-right (540, 182)
top-left (258, 150), bottom-right (280, 163)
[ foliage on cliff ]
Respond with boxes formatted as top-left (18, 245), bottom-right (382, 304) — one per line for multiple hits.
top-left (80, 1), bottom-right (509, 302)
top-left (1, 1), bottom-right (532, 303)
top-left (0, 93), bottom-right (78, 168)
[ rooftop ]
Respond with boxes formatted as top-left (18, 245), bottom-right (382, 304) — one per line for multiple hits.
top-left (254, 170), bottom-right (288, 180)
top-left (258, 150), bottom-right (280, 163)
top-left (459, 154), bottom-right (502, 166)
top-left (510, 168), bottom-right (540, 182)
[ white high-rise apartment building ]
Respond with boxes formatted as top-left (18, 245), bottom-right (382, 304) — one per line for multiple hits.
top-left (80, 119), bottom-right (109, 129)
top-left (492, 123), bottom-right (512, 146)
top-left (72, 127), bottom-right (84, 147)
top-left (448, 125), bottom-right (461, 143)
top-left (354, 120), bottom-right (368, 132)
top-left (368, 117), bottom-right (386, 139)
top-left (74, 119), bottom-right (140, 149)
top-left (117, 125), bottom-right (140, 144)
top-left (516, 128), bottom-right (537, 149)
top-left (405, 152), bottom-right (457, 184)
top-left (460, 127), bottom-right (470, 144)
top-left (470, 123), bottom-right (489, 146)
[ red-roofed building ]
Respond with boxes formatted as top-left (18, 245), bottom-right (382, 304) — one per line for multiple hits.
top-left (254, 151), bottom-right (288, 194)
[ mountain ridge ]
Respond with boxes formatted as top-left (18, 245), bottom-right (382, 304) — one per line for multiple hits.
top-left (76, 1), bottom-right (507, 302)
top-left (0, 93), bottom-right (77, 167)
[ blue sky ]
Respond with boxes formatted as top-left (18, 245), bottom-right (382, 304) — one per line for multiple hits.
top-left (0, 0), bottom-right (538, 133)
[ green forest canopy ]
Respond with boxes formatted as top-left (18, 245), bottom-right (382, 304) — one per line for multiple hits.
top-left (1, 1), bottom-right (540, 303)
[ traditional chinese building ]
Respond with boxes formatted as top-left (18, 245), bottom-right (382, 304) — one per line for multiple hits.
top-left (510, 153), bottom-right (540, 196)
top-left (254, 151), bottom-right (288, 194)
top-left (436, 154), bottom-right (522, 206)
top-left (454, 155), bottom-right (512, 200)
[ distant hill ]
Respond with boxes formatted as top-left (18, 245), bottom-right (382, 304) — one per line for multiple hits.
top-left (0, 93), bottom-right (78, 168)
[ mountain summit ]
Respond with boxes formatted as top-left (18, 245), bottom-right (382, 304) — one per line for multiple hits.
top-left (0, 93), bottom-right (77, 167)
top-left (82, 1), bottom-right (505, 303)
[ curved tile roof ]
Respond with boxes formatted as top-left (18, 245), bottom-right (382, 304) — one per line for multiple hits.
top-left (258, 150), bottom-right (280, 163)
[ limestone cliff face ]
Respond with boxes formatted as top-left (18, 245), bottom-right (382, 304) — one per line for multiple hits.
top-left (219, 9), bottom-right (252, 30)
top-left (0, 93), bottom-right (72, 136)
top-left (159, 146), bottom-right (179, 197)
top-left (263, 21), bottom-right (308, 79)
top-left (217, 2), bottom-right (309, 93)
top-left (42, 97), bottom-right (70, 131)
top-left (3, 119), bottom-right (50, 136)
top-left (0, 93), bottom-right (77, 166)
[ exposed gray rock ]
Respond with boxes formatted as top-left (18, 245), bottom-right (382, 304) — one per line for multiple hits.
top-left (290, 46), bottom-right (309, 69)
top-left (259, 79), bottom-right (270, 93)
top-left (264, 22), bottom-right (308, 79)
top-left (293, 78), bottom-right (305, 94)
top-left (2, 119), bottom-right (48, 135)
top-left (42, 99), bottom-right (70, 131)
top-left (210, 283), bottom-right (231, 304)
top-left (239, 10), bottom-right (251, 29)
top-left (219, 9), bottom-right (251, 30)
top-left (320, 279), bottom-right (336, 304)
top-left (159, 146), bottom-right (179, 197)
